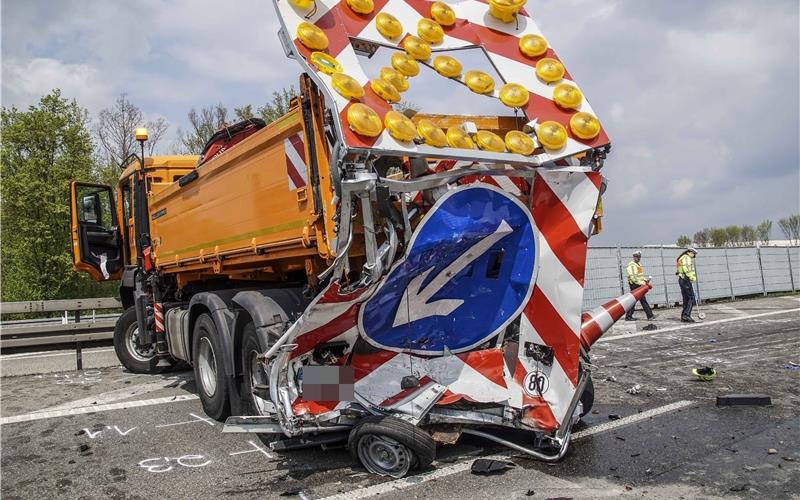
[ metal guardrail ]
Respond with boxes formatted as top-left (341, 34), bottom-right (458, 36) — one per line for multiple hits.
top-left (1, 298), bottom-right (122, 356)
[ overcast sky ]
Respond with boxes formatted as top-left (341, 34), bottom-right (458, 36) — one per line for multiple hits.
top-left (2, 0), bottom-right (798, 245)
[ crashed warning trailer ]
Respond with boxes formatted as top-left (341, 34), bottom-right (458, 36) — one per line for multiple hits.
top-left (68, 0), bottom-right (651, 479)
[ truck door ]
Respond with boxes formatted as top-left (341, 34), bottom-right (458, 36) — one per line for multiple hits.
top-left (70, 181), bottom-right (123, 281)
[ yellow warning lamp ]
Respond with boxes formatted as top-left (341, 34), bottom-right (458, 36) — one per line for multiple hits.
top-left (430, 2), bottom-right (456, 26)
top-left (488, 0), bottom-right (526, 23)
top-left (375, 12), bottom-right (403, 40)
top-left (346, 0), bottom-right (373, 15)
top-left (384, 111), bottom-right (417, 142)
top-left (553, 83), bottom-right (583, 109)
top-left (505, 130), bottom-right (535, 155)
top-left (331, 73), bottom-right (364, 100)
top-left (569, 112), bottom-right (601, 140)
top-left (135, 127), bottom-right (149, 142)
top-left (370, 79), bottom-right (401, 103)
top-left (464, 70), bottom-right (495, 94)
top-left (391, 52), bottom-right (420, 77)
top-left (536, 121), bottom-right (568, 150)
top-left (417, 119), bottom-right (448, 147)
top-left (403, 36), bottom-right (431, 60)
top-left (288, 0), bottom-right (315, 9)
top-left (347, 103), bottom-right (383, 137)
top-left (380, 67), bottom-right (409, 92)
top-left (519, 34), bottom-right (548, 58)
top-left (433, 55), bottom-right (462, 78)
top-left (296, 22), bottom-right (328, 51)
top-left (309, 52), bottom-right (343, 75)
top-left (475, 131), bottom-right (506, 152)
top-left (499, 83), bottom-right (529, 108)
top-left (418, 19), bottom-right (444, 44)
top-left (535, 58), bottom-right (565, 83)
top-left (446, 126), bottom-right (475, 149)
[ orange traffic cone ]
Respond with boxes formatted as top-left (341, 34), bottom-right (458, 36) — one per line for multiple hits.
top-left (580, 284), bottom-right (652, 351)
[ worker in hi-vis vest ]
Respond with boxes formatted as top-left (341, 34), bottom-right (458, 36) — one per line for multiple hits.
top-left (676, 247), bottom-right (698, 322)
top-left (625, 250), bottom-right (655, 321)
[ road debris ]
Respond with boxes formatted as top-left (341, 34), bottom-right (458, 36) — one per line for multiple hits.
top-left (768, 449), bottom-right (777, 454)
top-left (642, 324), bottom-right (657, 331)
top-left (729, 483), bottom-right (749, 492)
top-left (692, 367), bottom-right (717, 381)
top-left (608, 414), bottom-right (621, 420)
top-left (716, 394), bottom-right (771, 406)
top-left (626, 384), bottom-right (642, 395)
top-left (471, 459), bottom-right (516, 475)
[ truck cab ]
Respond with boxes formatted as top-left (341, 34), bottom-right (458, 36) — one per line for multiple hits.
top-left (70, 156), bottom-right (197, 282)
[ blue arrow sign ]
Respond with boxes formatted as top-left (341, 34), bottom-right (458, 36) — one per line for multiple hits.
top-left (359, 185), bottom-right (536, 354)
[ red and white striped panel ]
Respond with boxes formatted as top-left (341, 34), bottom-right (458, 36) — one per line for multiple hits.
top-left (284, 132), bottom-right (308, 190)
top-left (271, 0), bottom-right (609, 164)
top-left (510, 169), bottom-right (602, 431)
top-left (352, 348), bottom-right (510, 408)
top-left (153, 303), bottom-right (165, 333)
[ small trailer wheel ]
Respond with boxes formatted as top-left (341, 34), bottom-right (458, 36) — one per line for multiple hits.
top-left (348, 416), bottom-right (435, 478)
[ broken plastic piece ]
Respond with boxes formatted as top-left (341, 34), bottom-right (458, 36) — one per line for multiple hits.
top-left (470, 458), bottom-right (516, 475)
top-left (692, 366), bottom-right (717, 381)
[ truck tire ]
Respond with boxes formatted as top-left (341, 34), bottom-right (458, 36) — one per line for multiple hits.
top-left (580, 375), bottom-right (594, 417)
top-left (239, 322), bottom-right (274, 416)
top-left (113, 307), bottom-right (157, 374)
top-left (348, 416), bottom-right (436, 478)
top-left (192, 313), bottom-right (230, 420)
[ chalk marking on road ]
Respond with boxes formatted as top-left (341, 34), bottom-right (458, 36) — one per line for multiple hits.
top-left (320, 400), bottom-right (695, 500)
top-left (599, 308), bottom-right (799, 342)
top-left (155, 412), bottom-right (215, 428)
top-left (0, 394), bottom-right (199, 425)
top-left (228, 440), bottom-right (273, 459)
top-left (710, 304), bottom-right (747, 316)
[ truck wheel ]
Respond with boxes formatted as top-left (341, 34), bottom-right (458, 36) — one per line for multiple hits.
top-left (193, 313), bottom-right (230, 420)
top-left (580, 376), bottom-right (594, 417)
top-left (240, 322), bottom-right (274, 417)
top-left (348, 416), bottom-right (435, 478)
top-left (113, 307), bottom-right (157, 374)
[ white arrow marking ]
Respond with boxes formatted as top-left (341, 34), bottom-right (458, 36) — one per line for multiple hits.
top-left (392, 220), bottom-right (513, 328)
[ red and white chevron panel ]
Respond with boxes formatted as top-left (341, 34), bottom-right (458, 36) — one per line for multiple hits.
top-left (284, 132), bottom-right (308, 190)
top-left (272, 0), bottom-right (609, 164)
top-left (511, 169), bottom-right (602, 431)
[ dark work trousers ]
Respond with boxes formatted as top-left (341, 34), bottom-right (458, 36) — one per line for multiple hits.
top-left (679, 277), bottom-right (696, 319)
top-left (625, 283), bottom-right (654, 320)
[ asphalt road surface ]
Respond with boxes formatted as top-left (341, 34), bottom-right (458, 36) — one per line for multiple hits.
top-left (2, 295), bottom-right (798, 499)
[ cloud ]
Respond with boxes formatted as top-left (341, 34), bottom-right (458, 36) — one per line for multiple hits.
top-left (1, 0), bottom-right (797, 246)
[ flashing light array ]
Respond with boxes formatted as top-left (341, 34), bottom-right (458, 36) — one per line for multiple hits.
top-left (291, 0), bottom-right (602, 154)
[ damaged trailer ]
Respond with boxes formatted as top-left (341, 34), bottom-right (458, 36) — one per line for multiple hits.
top-left (68, 0), bottom-right (652, 478)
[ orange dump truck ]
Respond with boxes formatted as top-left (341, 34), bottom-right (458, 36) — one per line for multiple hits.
top-left (69, 0), bottom-right (650, 478)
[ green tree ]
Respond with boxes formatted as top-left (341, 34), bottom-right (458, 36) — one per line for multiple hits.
top-left (1, 90), bottom-right (116, 301)
top-left (676, 235), bottom-right (691, 247)
top-left (725, 225), bottom-right (742, 247)
top-left (777, 214), bottom-right (800, 245)
top-left (740, 225), bottom-right (756, 246)
top-left (258, 86), bottom-right (297, 123)
top-left (756, 220), bottom-right (772, 245)
top-left (710, 228), bottom-right (728, 247)
top-left (693, 230), bottom-right (709, 247)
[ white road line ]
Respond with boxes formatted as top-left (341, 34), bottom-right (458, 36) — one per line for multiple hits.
top-left (320, 400), bottom-right (695, 500)
top-left (598, 308), bottom-right (800, 343)
top-left (571, 400), bottom-right (695, 439)
top-left (0, 394), bottom-right (199, 425)
top-left (40, 379), bottom-right (190, 412)
top-left (710, 304), bottom-right (747, 316)
top-left (1, 348), bottom-right (116, 360)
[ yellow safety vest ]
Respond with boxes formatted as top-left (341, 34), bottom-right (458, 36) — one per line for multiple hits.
top-left (626, 261), bottom-right (646, 285)
top-left (677, 254), bottom-right (696, 281)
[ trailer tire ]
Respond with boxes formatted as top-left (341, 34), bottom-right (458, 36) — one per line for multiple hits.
top-left (348, 416), bottom-right (435, 478)
top-left (193, 313), bottom-right (230, 420)
top-left (580, 376), bottom-right (594, 417)
top-left (113, 307), bottom-right (157, 374)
